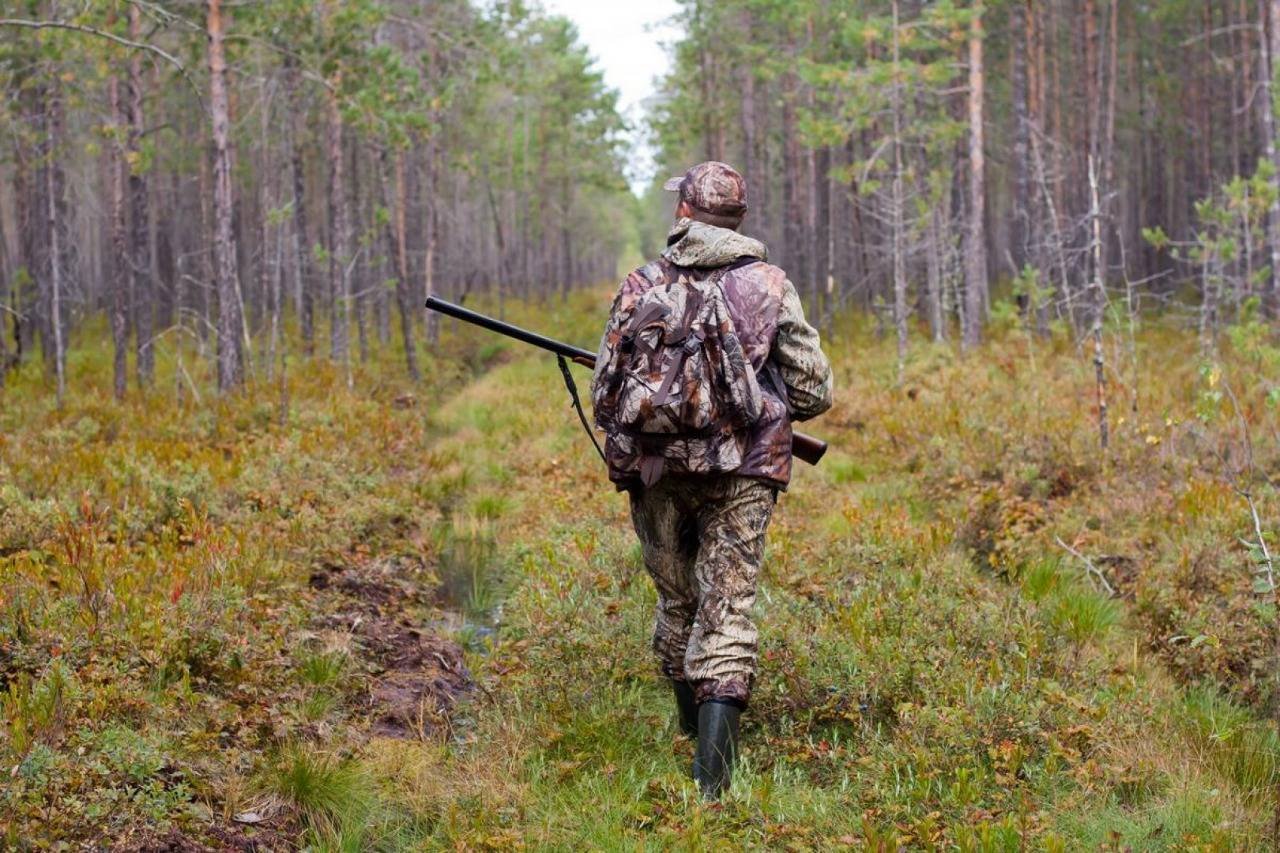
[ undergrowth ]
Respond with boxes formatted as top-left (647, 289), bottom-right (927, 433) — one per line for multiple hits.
top-left (1, 293), bottom-right (1277, 848)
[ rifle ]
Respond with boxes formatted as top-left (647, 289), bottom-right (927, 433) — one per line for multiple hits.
top-left (425, 296), bottom-right (829, 466)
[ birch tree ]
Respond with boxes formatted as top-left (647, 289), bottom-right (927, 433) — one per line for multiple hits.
top-left (207, 0), bottom-right (244, 391)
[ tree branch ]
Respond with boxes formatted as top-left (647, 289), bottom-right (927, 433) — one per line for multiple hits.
top-left (1054, 535), bottom-right (1117, 598)
top-left (0, 18), bottom-right (185, 72)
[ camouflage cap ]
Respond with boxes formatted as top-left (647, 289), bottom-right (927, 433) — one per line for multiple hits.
top-left (663, 161), bottom-right (748, 218)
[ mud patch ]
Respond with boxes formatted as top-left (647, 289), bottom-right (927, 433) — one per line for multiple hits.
top-left (308, 555), bottom-right (473, 740)
top-left (112, 823), bottom-right (295, 852)
top-left (358, 617), bottom-right (472, 739)
top-left (309, 556), bottom-right (430, 609)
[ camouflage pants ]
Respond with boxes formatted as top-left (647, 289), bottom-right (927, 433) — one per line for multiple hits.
top-left (628, 474), bottom-right (776, 706)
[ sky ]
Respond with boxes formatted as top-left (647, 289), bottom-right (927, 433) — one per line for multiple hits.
top-left (540, 0), bottom-right (682, 192)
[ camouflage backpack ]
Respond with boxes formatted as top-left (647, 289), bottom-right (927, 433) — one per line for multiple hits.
top-left (594, 262), bottom-right (763, 486)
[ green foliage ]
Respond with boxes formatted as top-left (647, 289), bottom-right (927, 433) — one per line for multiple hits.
top-left (1047, 586), bottom-right (1120, 646)
top-left (298, 650), bottom-right (349, 688)
top-left (260, 744), bottom-right (374, 840)
top-left (4, 661), bottom-right (78, 756)
top-left (1181, 687), bottom-right (1280, 798)
top-left (1020, 557), bottom-right (1063, 602)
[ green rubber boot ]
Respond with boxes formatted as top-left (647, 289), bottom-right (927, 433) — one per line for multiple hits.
top-left (692, 700), bottom-right (741, 800)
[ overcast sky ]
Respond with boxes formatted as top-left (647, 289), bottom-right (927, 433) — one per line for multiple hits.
top-left (540, 0), bottom-right (681, 191)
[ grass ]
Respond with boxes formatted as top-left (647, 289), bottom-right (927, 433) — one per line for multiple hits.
top-left (1, 291), bottom-right (1278, 847)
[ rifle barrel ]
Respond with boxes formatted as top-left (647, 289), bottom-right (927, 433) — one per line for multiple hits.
top-left (425, 296), bottom-right (596, 364)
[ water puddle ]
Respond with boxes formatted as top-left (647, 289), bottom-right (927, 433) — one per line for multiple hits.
top-left (431, 515), bottom-right (506, 649)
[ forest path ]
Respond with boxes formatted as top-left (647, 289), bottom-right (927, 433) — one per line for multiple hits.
top-left (353, 339), bottom-right (1267, 849)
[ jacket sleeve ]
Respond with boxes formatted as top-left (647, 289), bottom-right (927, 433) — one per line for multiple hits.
top-left (771, 280), bottom-right (833, 421)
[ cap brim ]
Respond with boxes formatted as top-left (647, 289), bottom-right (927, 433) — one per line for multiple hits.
top-left (662, 176), bottom-right (683, 192)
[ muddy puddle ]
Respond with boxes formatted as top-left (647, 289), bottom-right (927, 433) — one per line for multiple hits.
top-left (430, 515), bottom-right (505, 632)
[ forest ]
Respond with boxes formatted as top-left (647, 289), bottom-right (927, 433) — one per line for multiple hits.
top-left (0, 0), bottom-right (631, 398)
top-left (2, 0), bottom-right (1280, 848)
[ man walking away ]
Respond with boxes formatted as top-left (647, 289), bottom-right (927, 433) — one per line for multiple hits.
top-left (590, 161), bottom-right (833, 799)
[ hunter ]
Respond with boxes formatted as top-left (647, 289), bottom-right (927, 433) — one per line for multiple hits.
top-left (590, 161), bottom-right (833, 799)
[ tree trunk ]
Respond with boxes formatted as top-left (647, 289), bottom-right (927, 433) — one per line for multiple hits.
top-left (1088, 157), bottom-right (1109, 449)
top-left (738, 14), bottom-right (758, 229)
top-left (128, 2), bottom-right (153, 386)
top-left (12, 133), bottom-right (34, 364)
top-left (1266, 0), bottom-right (1280, 319)
top-left (926, 205), bottom-right (946, 342)
top-left (782, 74), bottom-right (805, 287)
top-left (45, 83), bottom-right (67, 405)
top-left (326, 80), bottom-right (350, 378)
top-left (349, 139), bottom-right (369, 363)
top-left (424, 140), bottom-right (439, 345)
top-left (560, 177), bottom-right (573, 303)
top-left (0, 191), bottom-right (10, 383)
top-left (1011, 0), bottom-right (1031, 275)
top-left (108, 69), bottom-right (129, 399)
top-left (390, 149), bottom-right (420, 381)
top-left (891, 0), bottom-right (909, 377)
top-left (284, 59), bottom-right (315, 355)
top-left (694, 1), bottom-right (723, 161)
top-left (816, 145), bottom-right (832, 314)
top-left (207, 0), bottom-right (244, 391)
top-left (257, 89), bottom-right (275, 380)
top-left (963, 1), bottom-right (988, 351)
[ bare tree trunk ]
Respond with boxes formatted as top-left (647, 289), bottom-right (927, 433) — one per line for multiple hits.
top-left (108, 69), bottom-right (129, 399)
top-left (207, 0), bottom-right (243, 391)
top-left (12, 136), bottom-right (34, 365)
top-left (738, 15), bottom-right (758, 226)
top-left (350, 139), bottom-right (369, 363)
top-left (128, 2), bottom-right (153, 386)
top-left (0, 184), bottom-right (10, 383)
top-left (390, 149), bottom-right (420, 381)
top-left (45, 84), bottom-right (66, 406)
top-left (1088, 157), bottom-right (1109, 450)
top-left (424, 140), bottom-right (439, 345)
top-left (963, 1), bottom-right (988, 351)
top-left (816, 145), bottom-right (832, 316)
top-left (782, 73), bottom-right (804, 285)
top-left (759, 81), bottom-right (777, 253)
top-left (1011, 0), bottom-right (1031, 275)
top-left (267, 197), bottom-right (282, 383)
top-left (891, 0), bottom-right (909, 377)
top-left (926, 205), bottom-right (946, 342)
top-left (1265, 0), bottom-right (1280, 319)
top-left (284, 59), bottom-right (315, 355)
top-left (257, 89), bottom-right (275, 380)
top-left (693, 0), bottom-right (723, 161)
top-left (325, 81), bottom-right (350, 380)
top-left (0, 198), bottom-right (9, 385)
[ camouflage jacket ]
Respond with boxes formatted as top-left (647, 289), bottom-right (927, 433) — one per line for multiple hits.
top-left (591, 219), bottom-right (833, 490)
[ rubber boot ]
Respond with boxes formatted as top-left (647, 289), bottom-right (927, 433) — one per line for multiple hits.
top-left (692, 700), bottom-right (741, 800)
top-left (671, 680), bottom-right (698, 738)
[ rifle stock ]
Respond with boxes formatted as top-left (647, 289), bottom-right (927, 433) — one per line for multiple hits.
top-left (425, 296), bottom-right (828, 467)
